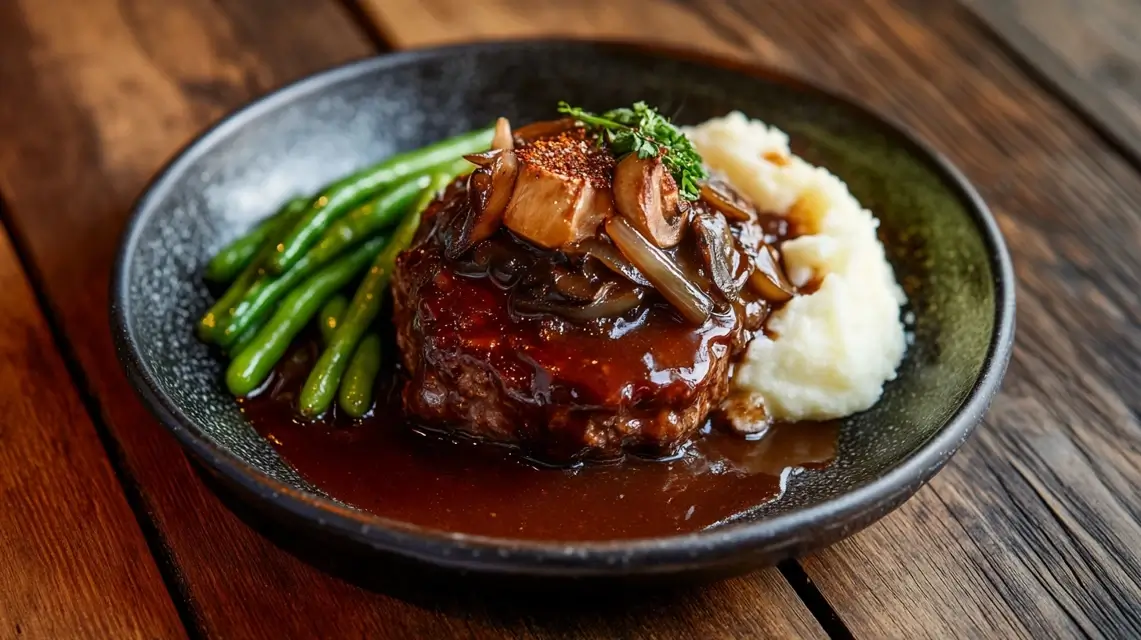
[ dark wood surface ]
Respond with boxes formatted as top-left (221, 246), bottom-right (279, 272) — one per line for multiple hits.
top-left (0, 223), bottom-right (184, 638)
top-left (968, 0), bottom-right (1141, 165)
top-left (365, 0), bottom-right (1141, 636)
top-left (0, 1), bottom-right (820, 638)
top-left (0, 0), bottom-right (1139, 637)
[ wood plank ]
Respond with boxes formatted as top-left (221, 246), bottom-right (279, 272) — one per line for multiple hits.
top-left (359, 0), bottom-right (1141, 636)
top-left (0, 0), bottom-right (823, 637)
top-left (360, 0), bottom-right (745, 58)
top-left (0, 225), bottom-right (184, 637)
top-left (965, 0), bottom-right (1141, 162)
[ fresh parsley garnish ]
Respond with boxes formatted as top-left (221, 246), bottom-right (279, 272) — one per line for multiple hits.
top-left (557, 101), bottom-right (707, 200)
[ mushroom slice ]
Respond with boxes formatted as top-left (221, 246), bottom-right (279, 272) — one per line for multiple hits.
top-left (492, 117), bottom-right (514, 150)
top-left (613, 154), bottom-right (685, 248)
top-left (748, 243), bottom-right (796, 303)
top-left (692, 211), bottom-right (745, 299)
top-left (700, 181), bottom-right (754, 223)
top-left (447, 150), bottom-right (519, 259)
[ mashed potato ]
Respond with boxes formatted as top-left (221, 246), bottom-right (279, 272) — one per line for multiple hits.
top-left (685, 113), bottom-right (906, 422)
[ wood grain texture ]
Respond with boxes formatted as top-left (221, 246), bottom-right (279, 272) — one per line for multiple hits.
top-left (0, 226), bottom-right (184, 638)
top-left (0, 0), bottom-right (822, 637)
top-left (966, 0), bottom-right (1141, 159)
top-left (358, 0), bottom-right (1141, 636)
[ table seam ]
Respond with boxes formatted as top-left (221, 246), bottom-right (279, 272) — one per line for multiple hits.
top-left (0, 191), bottom-right (203, 640)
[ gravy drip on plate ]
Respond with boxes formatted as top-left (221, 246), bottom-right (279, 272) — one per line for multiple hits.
top-left (241, 333), bottom-right (837, 541)
top-left (241, 164), bottom-right (837, 541)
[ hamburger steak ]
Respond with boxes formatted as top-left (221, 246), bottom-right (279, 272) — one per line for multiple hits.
top-left (392, 120), bottom-right (783, 462)
top-left (393, 211), bottom-right (737, 461)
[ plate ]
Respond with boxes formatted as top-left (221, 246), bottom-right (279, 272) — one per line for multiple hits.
top-left (111, 40), bottom-right (1014, 580)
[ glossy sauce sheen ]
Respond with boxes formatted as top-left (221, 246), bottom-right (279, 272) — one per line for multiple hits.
top-left (243, 334), bottom-right (838, 541)
top-left (409, 248), bottom-right (737, 435)
top-left (244, 170), bottom-right (839, 541)
top-left (396, 186), bottom-right (743, 459)
top-left (389, 176), bottom-right (811, 461)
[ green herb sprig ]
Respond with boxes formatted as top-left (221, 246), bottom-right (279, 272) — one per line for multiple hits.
top-left (557, 101), bottom-right (707, 200)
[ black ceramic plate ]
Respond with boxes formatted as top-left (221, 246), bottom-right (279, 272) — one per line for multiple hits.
top-left (111, 40), bottom-right (1014, 579)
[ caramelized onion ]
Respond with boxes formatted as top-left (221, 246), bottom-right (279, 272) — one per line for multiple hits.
top-left (447, 151), bottom-right (519, 259)
top-left (492, 117), bottom-right (514, 150)
top-left (700, 181), bottom-right (754, 223)
top-left (517, 280), bottom-right (646, 322)
top-left (584, 280), bottom-right (646, 318)
top-left (567, 237), bottom-right (652, 287)
top-left (692, 211), bottom-right (745, 299)
top-left (613, 154), bottom-right (684, 248)
top-left (512, 118), bottom-right (577, 144)
top-left (463, 149), bottom-right (500, 168)
top-left (748, 243), bottom-right (796, 303)
top-left (672, 236), bottom-right (715, 295)
top-left (485, 150), bottom-right (519, 221)
top-left (552, 268), bottom-right (599, 301)
top-left (605, 217), bottom-right (713, 325)
top-left (579, 256), bottom-right (610, 283)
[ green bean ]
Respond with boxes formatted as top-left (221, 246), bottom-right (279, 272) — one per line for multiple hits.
top-left (227, 321), bottom-right (262, 358)
top-left (305, 156), bottom-right (474, 268)
top-left (214, 255), bottom-right (316, 349)
top-left (299, 171), bottom-right (454, 417)
top-left (304, 174), bottom-right (430, 268)
top-left (268, 126), bottom-right (493, 274)
top-left (204, 197), bottom-right (308, 283)
top-left (215, 212), bottom-right (377, 350)
top-left (198, 260), bottom-right (260, 342)
top-left (198, 201), bottom-right (308, 344)
top-left (225, 237), bottom-right (386, 397)
top-left (338, 333), bottom-right (382, 418)
top-left (318, 295), bottom-right (348, 345)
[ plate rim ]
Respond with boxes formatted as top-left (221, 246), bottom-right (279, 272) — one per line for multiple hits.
top-left (109, 38), bottom-right (1016, 576)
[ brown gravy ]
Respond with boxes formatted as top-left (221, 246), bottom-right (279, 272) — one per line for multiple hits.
top-left (242, 333), bottom-right (838, 541)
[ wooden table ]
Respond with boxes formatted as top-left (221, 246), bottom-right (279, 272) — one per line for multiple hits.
top-left (1, 0), bottom-right (1139, 637)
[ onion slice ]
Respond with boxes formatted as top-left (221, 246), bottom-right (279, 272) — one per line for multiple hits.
top-left (516, 280), bottom-right (646, 322)
top-left (492, 117), bottom-right (514, 150)
top-left (552, 268), bottom-right (599, 301)
top-left (447, 150), bottom-right (519, 259)
top-left (566, 237), bottom-right (652, 287)
top-left (700, 181), bottom-right (753, 223)
top-left (463, 149), bottom-right (501, 168)
top-left (748, 243), bottom-right (796, 303)
top-left (605, 217), bottom-right (713, 325)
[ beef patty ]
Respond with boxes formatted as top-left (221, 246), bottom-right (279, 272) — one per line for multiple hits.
top-left (392, 186), bottom-right (744, 462)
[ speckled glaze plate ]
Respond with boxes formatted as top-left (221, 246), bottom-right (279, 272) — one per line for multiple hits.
top-left (111, 40), bottom-right (1014, 580)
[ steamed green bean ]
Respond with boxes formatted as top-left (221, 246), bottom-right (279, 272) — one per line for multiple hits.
top-left (225, 237), bottom-right (386, 397)
top-left (298, 170), bottom-right (454, 417)
top-left (338, 333), bottom-right (382, 418)
top-left (268, 126), bottom-right (493, 274)
top-left (317, 295), bottom-right (348, 345)
top-left (204, 197), bottom-right (308, 284)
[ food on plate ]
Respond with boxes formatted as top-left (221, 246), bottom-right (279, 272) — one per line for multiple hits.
top-left (197, 102), bottom-right (906, 464)
top-left (684, 113), bottom-right (907, 424)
